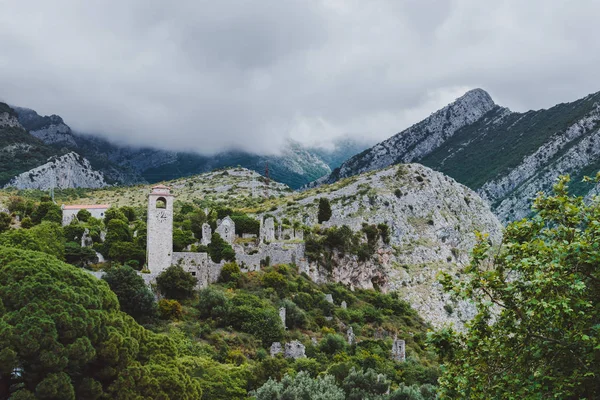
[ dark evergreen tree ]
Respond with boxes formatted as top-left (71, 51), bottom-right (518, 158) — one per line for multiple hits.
top-left (318, 197), bottom-right (332, 223)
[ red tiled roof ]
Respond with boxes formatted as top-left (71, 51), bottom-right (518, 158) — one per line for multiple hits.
top-left (63, 204), bottom-right (110, 210)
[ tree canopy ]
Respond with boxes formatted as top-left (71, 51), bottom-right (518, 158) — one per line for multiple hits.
top-left (429, 176), bottom-right (600, 399)
top-left (0, 246), bottom-right (201, 399)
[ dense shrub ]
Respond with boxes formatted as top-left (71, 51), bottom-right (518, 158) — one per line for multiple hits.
top-left (103, 265), bottom-right (157, 321)
top-left (156, 265), bottom-right (197, 300)
top-left (158, 298), bottom-right (183, 320)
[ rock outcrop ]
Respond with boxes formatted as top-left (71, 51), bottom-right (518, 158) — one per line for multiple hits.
top-left (311, 88), bottom-right (600, 223)
top-left (274, 163), bottom-right (503, 328)
top-left (4, 152), bottom-right (108, 189)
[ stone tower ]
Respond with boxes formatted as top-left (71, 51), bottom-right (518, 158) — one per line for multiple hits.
top-left (147, 184), bottom-right (173, 274)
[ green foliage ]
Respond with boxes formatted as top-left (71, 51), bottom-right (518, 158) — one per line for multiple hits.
top-left (0, 222), bottom-right (65, 260)
top-left (208, 232), bottom-right (235, 263)
top-left (103, 265), bottom-right (157, 321)
top-left (0, 212), bottom-right (11, 233)
top-left (103, 207), bottom-right (127, 225)
top-left (173, 228), bottom-right (195, 252)
top-left (156, 265), bottom-right (197, 301)
top-left (342, 368), bottom-right (390, 400)
top-left (253, 371), bottom-right (345, 400)
top-left (64, 241), bottom-right (98, 267)
top-left (231, 213), bottom-right (260, 236)
top-left (318, 197), bottom-right (332, 223)
top-left (107, 241), bottom-right (146, 266)
top-left (0, 246), bottom-right (202, 399)
top-left (430, 175), bottom-right (600, 399)
top-left (30, 201), bottom-right (62, 225)
top-left (420, 93), bottom-right (600, 190)
top-left (219, 261), bottom-right (242, 285)
top-left (20, 217), bottom-right (33, 229)
top-left (158, 298), bottom-right (183, 320)
top-left (76, 208), bottom-right (91, 222)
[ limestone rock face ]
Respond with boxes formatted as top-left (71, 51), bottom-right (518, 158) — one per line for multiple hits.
top-left (313, 89), bottom-right (497, 186)
top-left (4, 152), bottom-right (108, 190)
top-left (0, 111), bottom-right (22, 129)
top-left (276, 163), bottom-right (503, 328)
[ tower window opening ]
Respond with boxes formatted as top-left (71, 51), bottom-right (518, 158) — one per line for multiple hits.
top-left (156, 197), bottom-right (167, 209)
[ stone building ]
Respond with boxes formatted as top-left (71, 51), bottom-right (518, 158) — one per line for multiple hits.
top-left (61, 204), bottom-right (110, 226)
top-left (145, 184), bottom-right (308, 287)
top-left (146, 185), bottom-right (174, 275)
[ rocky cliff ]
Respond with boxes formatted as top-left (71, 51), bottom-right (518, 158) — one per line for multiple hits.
top-left (314, 88), bottom-right (600, 223)
top-left (4, 152), bottom-right (108, 190)
top-left (272, 164), bottom-right (503, 328)
top-left (315, 89), bottom-right (499, 187)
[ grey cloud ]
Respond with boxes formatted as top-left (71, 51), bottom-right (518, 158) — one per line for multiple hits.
top-left (0, 0), bottom-right (599, 154)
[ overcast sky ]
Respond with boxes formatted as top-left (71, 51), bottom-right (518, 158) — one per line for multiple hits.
top-left (1, 0), bottom-right (599, 154)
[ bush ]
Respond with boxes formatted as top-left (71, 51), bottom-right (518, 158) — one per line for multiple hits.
top-left (253, 371), bottom-right (344, 400)
top-left (197, 286), bottom-right (231, 320)
top-left (76, 209), bottom-right (92, 222)
top-left (20, 217), bottom-right (33, 229)
top-left (156, 265), bottom-right (197, 300)
top-left (219, 262), bottom-right (241, 284)
top-left (319, 334), bottom-right (347, 355)
top-left (261, 271), bottom-right (288, 296)
top-left (0, 212), bottom-right (11, 233)
top-left (158, 298), bottom-right (183, 320)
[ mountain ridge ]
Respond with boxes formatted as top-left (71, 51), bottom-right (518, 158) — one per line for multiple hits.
top-left (314, 88), bottom-right (600, 222)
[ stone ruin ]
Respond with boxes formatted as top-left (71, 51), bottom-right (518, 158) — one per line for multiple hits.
top-left (260, 217), bottom-right (276, 243)
top-left (347, 327), bottom-right (356, 345)
top-left (341, 301), bottom-right (347, 309)
top-left (215, 216), bottom-right (235, 244)
top-left (201, 223), bottom-right (212, 245)
top-left (325, 294), bottom-right (334, 304)
top-left (284, 341), bottom-right (306, 359)
top-left (270, 342), bottom-right (283, 357)
top-left (391, 338), bottom-right (405, 362)
top-left (279, 307), bottom-right (286, 330)
top-left (270, 340), bottom-right (306, 359)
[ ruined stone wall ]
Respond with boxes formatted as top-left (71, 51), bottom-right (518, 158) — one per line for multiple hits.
top-left (171, 251), bottom-right (223, 288)
top-left (234, 242), bottom-right (306, 271)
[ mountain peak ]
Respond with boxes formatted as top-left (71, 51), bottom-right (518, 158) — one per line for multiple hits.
top-left (453, 88), bottom-right (495, 110)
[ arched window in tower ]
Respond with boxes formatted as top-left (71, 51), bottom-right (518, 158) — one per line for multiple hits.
top-left (156, 197), bottom-right (167, 209)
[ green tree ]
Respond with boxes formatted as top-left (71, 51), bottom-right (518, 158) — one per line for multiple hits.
top-left (0, 212), bottom-right (11, 233)
top-left (64, 242), bottom-right (98, 267)
top-left (318, 197), bottom-right (332, 223)
top-left (429, 176), bottom-right (600, 399)
top-left (156, 265), bottom-right (197, 300)
top-left (173, 228), bottom-right (195, 252)
top-left (0, 246), bottom-right (201, 399)
top-left (30, 201), bottom-right (62, 225)
top-left (0, 221), bottom-right (65, 260)
top-left (103, 265), bottom-right (157, 321)
top-left (208, 232), bottom-right (235, 263)
top-left (103, 207), bottom-right (127, 225)
top-left (253, 371), bottom-right (345, 400)
top-left (342, 368), bottom-right (390, 400)
top-left (76, 209), bottom-right (92, 222)
top-left (219, 261), bottom-right (241, 285)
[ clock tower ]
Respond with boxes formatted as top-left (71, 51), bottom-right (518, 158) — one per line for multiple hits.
top-left (146, 184), bottom-right (174, 274)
